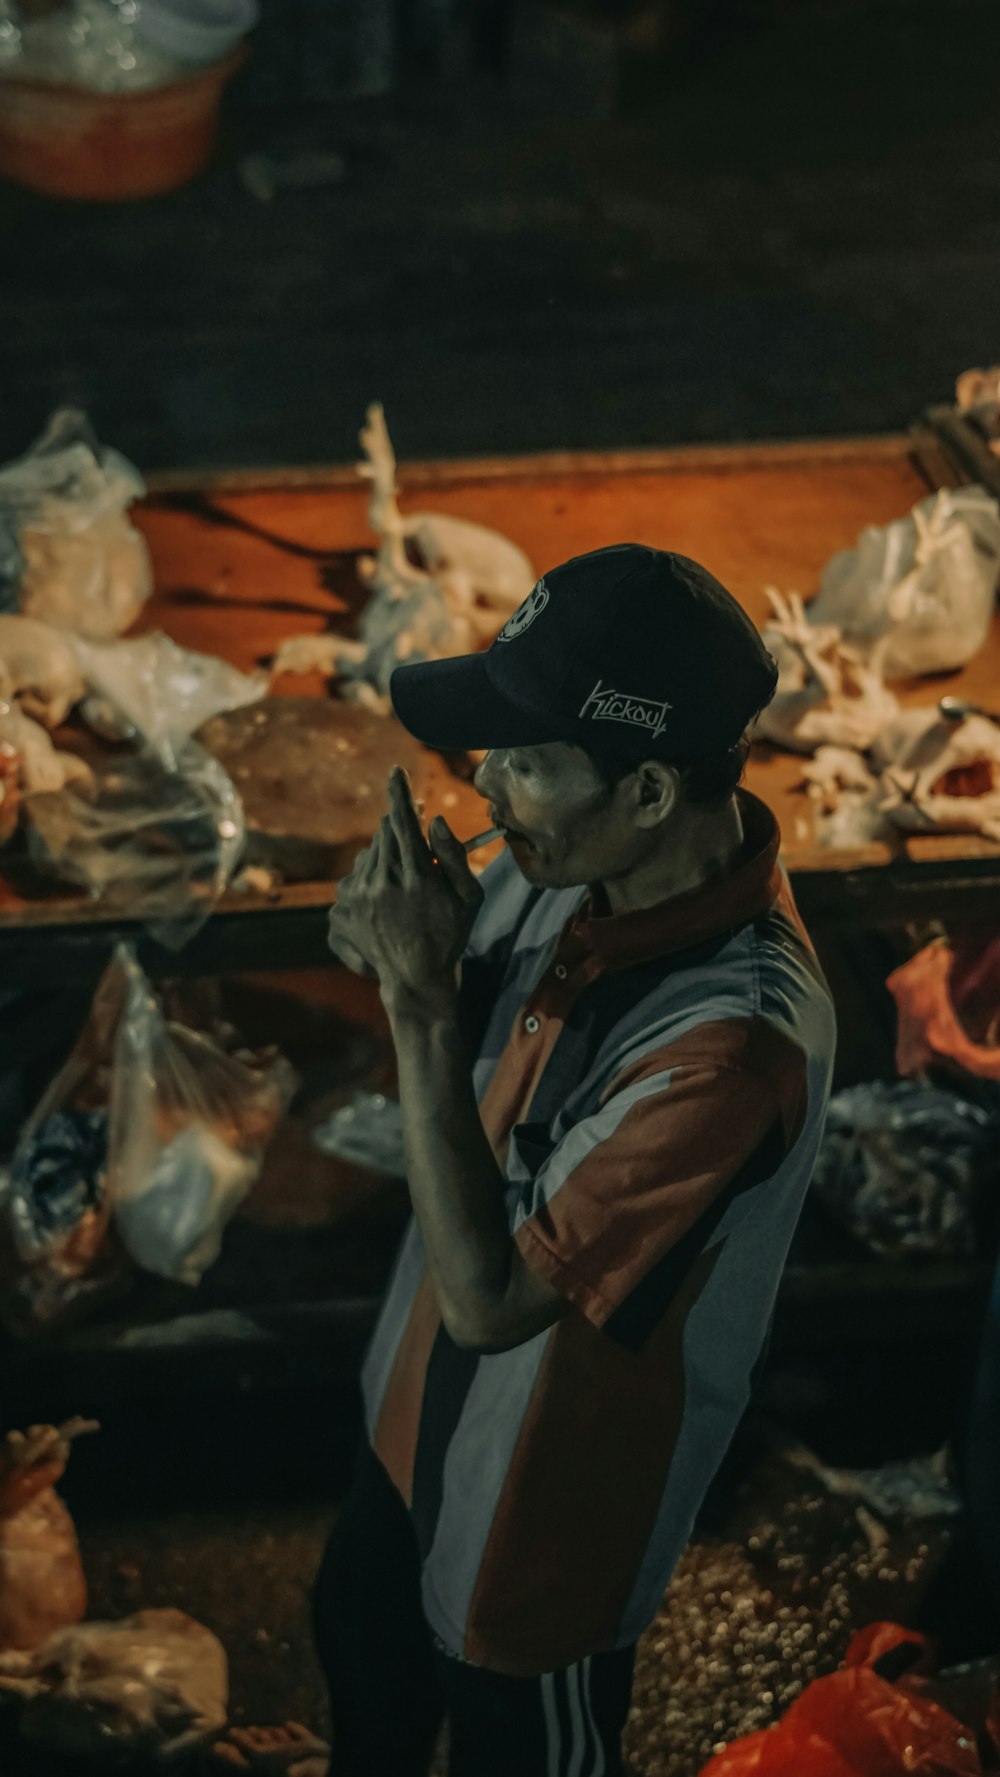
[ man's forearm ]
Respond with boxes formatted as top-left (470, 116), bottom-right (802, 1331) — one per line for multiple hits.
top-left (385, 985), bottom-right (516, 1345)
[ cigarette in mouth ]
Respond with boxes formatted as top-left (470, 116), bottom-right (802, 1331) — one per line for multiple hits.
top-left (462, 825), bottom-right (503, 853)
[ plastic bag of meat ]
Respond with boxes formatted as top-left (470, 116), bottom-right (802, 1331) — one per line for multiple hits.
top-left (23, 633), bottom-right (264, 944)
top-left (105, 945), bottom-right (297, 1286)
top-left (0, 956), bottom-right (130, 1333)
top-left (0, 409), bottom-right (152, 639)
top-left (25, 739), bottom-right (245, 949)
top-left (810, 1079), bottom-right (1000, 1259)
top-left (0, 1607), bottom-right (227, 1764)
top-left (0, 1418), bottom-right (96, 1652)
top-left (19, 630), bottom-right (259, 947)
top-left (806, 485), bottom-right (1000, 679)
top-left (0, 947), bottom-right (297, 1327)
top-left (73, 630), bottom-right (267, 770)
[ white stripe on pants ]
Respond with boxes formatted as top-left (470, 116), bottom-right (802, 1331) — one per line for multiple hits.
top-left (540, 1658), bottom-right (609, 1777)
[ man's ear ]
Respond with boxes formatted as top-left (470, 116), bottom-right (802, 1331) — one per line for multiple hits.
top-left (633, 761), bottom-right (680, 826)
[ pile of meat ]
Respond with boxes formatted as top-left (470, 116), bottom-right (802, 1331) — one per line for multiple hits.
top-left (0, 404), bottom-right (527, 914)
top-left (754, 469), bottom-right (1000, 848)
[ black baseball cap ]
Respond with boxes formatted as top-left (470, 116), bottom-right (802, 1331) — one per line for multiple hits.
top-left (389, 543), bottom-right (777, 764)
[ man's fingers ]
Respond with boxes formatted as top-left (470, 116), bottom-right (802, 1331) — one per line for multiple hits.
top-left (339, 840), bottom-right (379, 899)
top-left (373, 813), bottom-right (403, 884)
top-left (358, 834), bottom-right (383, 884)
top-left (430, 816), bottom-right (484, 908)
top-left (388, 766), bottom-right (432, 878)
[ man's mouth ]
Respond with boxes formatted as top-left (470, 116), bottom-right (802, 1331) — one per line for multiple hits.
top-left (490, 810), bottom-right (531, 846)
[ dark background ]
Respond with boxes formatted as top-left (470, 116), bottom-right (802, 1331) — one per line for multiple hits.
top-left (2, 0), bottom-right (999, 473)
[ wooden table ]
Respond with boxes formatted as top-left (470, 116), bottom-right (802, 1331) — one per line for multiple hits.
top-left (3, 423), bottom-right (999, 985)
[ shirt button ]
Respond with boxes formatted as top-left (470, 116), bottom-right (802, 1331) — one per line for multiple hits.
top-left (524, 1014), bottom-right (541, 1034)
top-left (554, 963), bottom-right (568, 980)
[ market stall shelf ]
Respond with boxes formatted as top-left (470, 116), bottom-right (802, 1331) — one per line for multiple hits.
top-left (4, 426), bottom-right (1000, 985)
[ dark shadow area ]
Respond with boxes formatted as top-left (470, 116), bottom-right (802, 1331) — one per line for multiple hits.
top-left (2, 0), bottom-right (999, 470)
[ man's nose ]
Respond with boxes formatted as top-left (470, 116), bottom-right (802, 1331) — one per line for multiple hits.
top-left (473, 751), bottom-right (496, 797)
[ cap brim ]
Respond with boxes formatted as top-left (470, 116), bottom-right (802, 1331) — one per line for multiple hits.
top-left (390, 652), bottom-right (567, 752)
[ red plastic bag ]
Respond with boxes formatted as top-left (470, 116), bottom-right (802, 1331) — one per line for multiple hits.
top-left (698, 1624), bottom-right (985, 1777)
top-left (843, 1621), bottom-right (928, 1669)
top-left (698, 1732), bottom-right (771, 1777)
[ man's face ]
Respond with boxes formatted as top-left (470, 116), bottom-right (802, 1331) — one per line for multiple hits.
top-left (473, 743), bottom-right (650, 888)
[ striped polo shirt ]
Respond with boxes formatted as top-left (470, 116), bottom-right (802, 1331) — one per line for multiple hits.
top-left (361, 790), bottom-right (836, 1676)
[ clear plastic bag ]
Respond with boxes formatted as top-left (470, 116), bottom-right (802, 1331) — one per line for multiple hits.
top-left (0, 410), bottom-right (152, 640)
top-left (0, 947), bottom-right (297, 1324)
top-left (807, 486), bottom-right (1000, 679)
top-left (41, 632), bottom-right (267, 940)
top-left (73, 630), bottom-right (268, 770)
top-left (25, 741), bottom-right (245, 948)
top-left (811, 1080), bottom-right (1000, 1258)
top-left (107, 948), bottom-right (297, 1285)
top-left (0, 958), bottom-right (129, 1332)
top-left (0, 0), bottom-right (22, 72)
top-left (312, 1090), bottom-right (406, 1175)
top-left (0, 1609), bottom-right (228, 1764)
top-left (1, 0), bottom-right (186, 91)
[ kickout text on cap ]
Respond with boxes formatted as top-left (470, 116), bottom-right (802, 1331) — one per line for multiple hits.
top-left (579, 678), bottom-right (672, 739)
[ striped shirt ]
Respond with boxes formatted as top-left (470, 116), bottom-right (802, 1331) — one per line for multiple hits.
top-left (361, 791), bottom-right (836, 1676)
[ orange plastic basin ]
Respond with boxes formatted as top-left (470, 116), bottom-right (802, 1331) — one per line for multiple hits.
top-left (0, 45), bottom-right (244, 200)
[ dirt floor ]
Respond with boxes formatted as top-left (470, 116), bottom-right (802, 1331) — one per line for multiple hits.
top-left (0, 1394), bottom-right (988, 1776)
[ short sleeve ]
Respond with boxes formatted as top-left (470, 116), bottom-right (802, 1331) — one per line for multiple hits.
top-left (512, 1029), bottom-right (804, 1336)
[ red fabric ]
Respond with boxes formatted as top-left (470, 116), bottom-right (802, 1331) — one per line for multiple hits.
top-left (514, 1022), bottom-right (796, 1328)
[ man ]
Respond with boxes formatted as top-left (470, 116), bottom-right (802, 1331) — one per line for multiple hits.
top-left (316, 543), bottom-right (836, 1777)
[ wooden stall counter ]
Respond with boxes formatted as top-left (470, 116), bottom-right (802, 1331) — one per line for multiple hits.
top-left (2, 425), bottom-right (998, 984)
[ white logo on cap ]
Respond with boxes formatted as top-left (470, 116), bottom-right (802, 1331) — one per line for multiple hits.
top-left (496, 578), bottom-right (549, 642)
top-left (579, 678), bottom-right (672, 739)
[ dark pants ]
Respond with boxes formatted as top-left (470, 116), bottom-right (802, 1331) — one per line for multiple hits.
top-left (312, 1443), bottom-right (636, 1777)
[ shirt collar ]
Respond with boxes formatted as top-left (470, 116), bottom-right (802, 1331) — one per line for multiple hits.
top-left (570, 790), bottom-right (781, 972)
